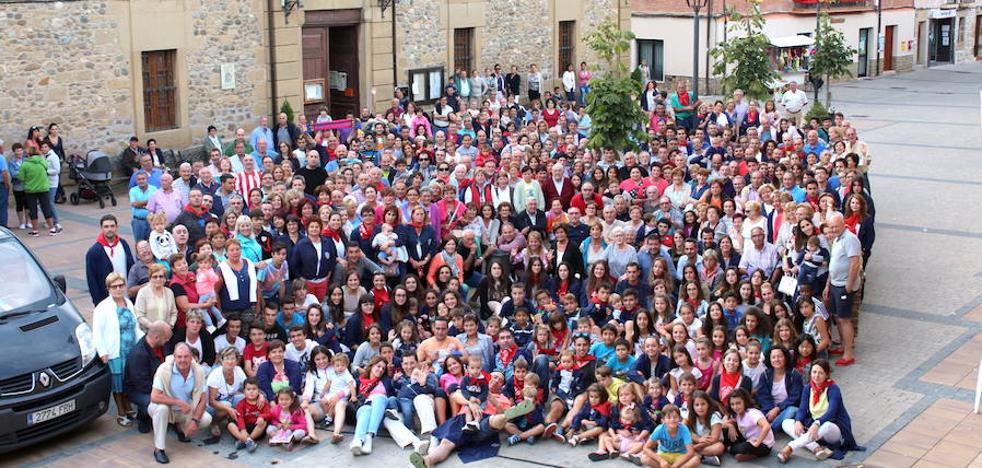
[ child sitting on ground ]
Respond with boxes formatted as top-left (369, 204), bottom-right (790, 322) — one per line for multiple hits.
top-left (265, 388), bottom-right (317, 450)
top-left (229, 378), bottom-right (268, 453)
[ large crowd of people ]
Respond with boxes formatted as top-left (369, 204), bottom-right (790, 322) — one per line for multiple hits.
top-left (4, 66), bottom-right (877, 466)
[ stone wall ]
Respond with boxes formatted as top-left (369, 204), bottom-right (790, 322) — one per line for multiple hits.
top-left (481, 0), bottom-right (553, 79)
top-left (0, 1), bottom-right (133, 154)
top-left (395, 0), bottom-right (446, 73)
top-left (186, 0), bottom-right (267, 137)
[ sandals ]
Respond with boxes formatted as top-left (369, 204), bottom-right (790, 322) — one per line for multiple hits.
top-left (331, 433), bottom-right (344, 444)
top-left (116, 415), bottom-right (133, 427)
top-left (814, 447), bottom-right (833, 460)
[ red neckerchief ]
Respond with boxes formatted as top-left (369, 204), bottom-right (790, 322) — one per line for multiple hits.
top-left (361, 311), bottom-right (376, 329)
top-left (498, 344), bottom-right (518, 368)
top-left (410, 221), bottom-right (427, 232)
top-left (591, 401), bottom-right (612, 417)
top-left (322, 227), bottom-right (341, 242)
top-left (575, 354), bottom-right (596, 370)
top-left (678, 91), bottom-right (691, 106)
top-left (811, 378), bottom-right (836, 406)
top-left (551, 328), bottom-right (568, 347)
top-left (184, 203), bottom-right (208, 217)
top-left (558, 279), bottom-right (570, 296)
top-left (720, 370), bottom-right (741, 405)
top-left (359, 222), bottom-right (374, 239)
top-left (97, 232), bottom-right (120, 257)
top-left (358, 375), bottom-right (382, 397)
top-left (844, 214), bottom-right (860, 233)
top-left (513, 376), bottom-right (526, 399)
top-left (468, 371), bottom-right (491, 386)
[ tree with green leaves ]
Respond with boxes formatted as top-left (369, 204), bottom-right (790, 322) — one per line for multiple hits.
top-left (811, 9), bottom-right (857, 107)
top-left (280, 99), bottom-right (295, 124)
top-left (710, 1), bottom-right (779, 101)
top-left (583, 21), bottom-right (649, 152)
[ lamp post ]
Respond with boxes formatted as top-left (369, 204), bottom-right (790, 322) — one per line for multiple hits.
top-left (687, 0), bottom-right (710, 96)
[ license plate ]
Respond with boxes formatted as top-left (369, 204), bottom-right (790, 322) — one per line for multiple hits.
top-left (28, 400), bottom-right (75, 425)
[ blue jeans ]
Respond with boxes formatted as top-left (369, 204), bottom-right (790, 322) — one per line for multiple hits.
top-left (131, 217), bottom-right (150, 242)
top-left (465, 271), bottom-right (484, 289)
top-left (578, 85), bottom-right (591, 106)
top-left (129, 391), bottom-right (151, 421)
top-left (0, 185), bottom-right (8, 227)
top-left (354, 394), bottom-right (388, 440)
top-left (387, 396), bottom-right (415, 430)
top-left (47, 187), bottom-right (59, 223)
top-left (771, 406), bottom-right (798, 433)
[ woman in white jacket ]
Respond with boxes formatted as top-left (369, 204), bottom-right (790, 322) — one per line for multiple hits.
top-left (93, 272), bottom-right (145, 427)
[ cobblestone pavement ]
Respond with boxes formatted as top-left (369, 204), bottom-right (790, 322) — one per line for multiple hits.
top-left (5, 62), bottom-right (982, 467)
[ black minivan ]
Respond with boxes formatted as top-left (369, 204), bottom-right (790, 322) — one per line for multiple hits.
top-left (0, 227), bottom-right (110, 452)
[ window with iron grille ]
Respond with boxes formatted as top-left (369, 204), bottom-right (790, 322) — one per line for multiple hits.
top-left (454, 28), bottom-right (474, 74)
top-left (559, 21), bottom-right (575, 73)
top-left (141, 50), bottom-right (177, 131)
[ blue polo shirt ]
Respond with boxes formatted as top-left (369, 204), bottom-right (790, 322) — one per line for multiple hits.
top-left (0, 153), bottom-right (8, 187)
top-left (169, 363), bottom-right (196, 403)
top-left (128, 168), bottom-right (163, 188)
top-left (129, 185), bottom-right (157, 220)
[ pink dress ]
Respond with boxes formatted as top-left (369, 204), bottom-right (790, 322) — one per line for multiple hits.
top-left (195, 266), bottom-right (221, 298)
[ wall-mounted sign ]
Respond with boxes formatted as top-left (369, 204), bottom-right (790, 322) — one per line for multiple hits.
top-left (221, 63), bottom-right (236, 90)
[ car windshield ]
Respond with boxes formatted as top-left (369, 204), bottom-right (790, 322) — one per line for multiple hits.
top-left (0, 239), bottom-right (57, 314)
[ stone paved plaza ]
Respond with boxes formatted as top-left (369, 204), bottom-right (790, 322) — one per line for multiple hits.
top-left (5, 62), bottom-right (982, 467)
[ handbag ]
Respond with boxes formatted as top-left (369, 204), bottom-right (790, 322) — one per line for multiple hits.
top-left (778, 274), bottom-right (798, 296)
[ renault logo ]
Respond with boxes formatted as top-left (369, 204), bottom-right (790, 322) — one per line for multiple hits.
top-left (38, 372), bottom-right (50, 388)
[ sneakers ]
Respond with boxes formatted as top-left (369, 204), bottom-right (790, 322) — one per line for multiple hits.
top-left (463, 420), bottom-right (479, 432)
top-left (17, 224), bottom-right (26, 230)
top-left (702, 455), bottom-right (722, 466)
top-left (384, 408), bottom-right (400, 420)
top-left (245, 438), bottom-right (258, 453)
top-left (507, 434), bottom-right (521, 446)
top-left (28, 231), bottom-right (39, 237)
top-left (567, 435), bottom-right (580, 447)
top-left (526, 436), bottom-right (536, 445)
top-left (543, 423), bottom-right (558, 440)
top-left (49, 227), bottom-right (62, 236)
top-left (413, 439), bottom-right (430, 455)
top-left (587, 452), bottom-right (610, 462)
top-left (621, 453), bottom-right (643, 466)
top-left (362, 434), bottom-right (373, 454)
top-left (409, 452), bottom-right (427, 468)
top-left (814, 447), bottom-right (833, 460)
top-left (350, 437), bottom-right (363, 455)
top-left (235, 441), bottom-right (246, 451)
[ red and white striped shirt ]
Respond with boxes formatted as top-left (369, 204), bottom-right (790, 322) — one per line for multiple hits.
top-left (235, 170), bottom-right (262, 197)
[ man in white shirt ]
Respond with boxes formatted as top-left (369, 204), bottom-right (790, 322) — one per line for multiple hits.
top-left (213, 318), bottom-right (246, 354)
top-left (285, 326), bottom-right (316, 372)
top-left (779, 81), bottom-right (808, 125)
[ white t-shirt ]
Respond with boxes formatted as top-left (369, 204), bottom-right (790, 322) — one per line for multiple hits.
top-left (325, 367), bottom-right (355, 396)
top-left (306, 368), bottom-right (331, 401)
top-left (206, 366), bottom-right (247, 404)
top-left (214, 334), bottom-right (246, 355)
top-left (743, 359), bottom-right (768, 388)
top-left (286, 340), bottom-right (316, 369)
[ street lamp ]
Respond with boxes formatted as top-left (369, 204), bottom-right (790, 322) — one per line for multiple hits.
top-left (687, 0), bottom-right (709, 96)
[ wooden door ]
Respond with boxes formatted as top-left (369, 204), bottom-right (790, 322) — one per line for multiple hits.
top-left (328, 25), bottom-right (359, 118)
top-left (302, 27), bottom-right (329, 119)
top-left (884, 25), bottom-right (895, 71)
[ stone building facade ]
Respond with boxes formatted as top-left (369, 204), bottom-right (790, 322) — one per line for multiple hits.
top-left (0, 0), bottom-right (627, 159)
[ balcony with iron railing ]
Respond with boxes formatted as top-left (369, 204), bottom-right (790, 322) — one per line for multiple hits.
top-left (792, 0), bottom-right (874, 11)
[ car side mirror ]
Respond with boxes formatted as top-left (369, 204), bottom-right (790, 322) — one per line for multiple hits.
top-left (53, 275), bottom-right (67, 294)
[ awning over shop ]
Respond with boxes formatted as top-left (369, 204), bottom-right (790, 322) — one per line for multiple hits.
top-left (769, 34), bottom-right (815, 48)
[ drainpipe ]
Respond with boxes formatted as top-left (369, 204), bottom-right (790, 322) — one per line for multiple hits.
top-left (706, 0), bottom-right (713, 94)
top-left (391, 2), bottom-right (397, 88)
top-left (267, 0), bottom-right (279, 118)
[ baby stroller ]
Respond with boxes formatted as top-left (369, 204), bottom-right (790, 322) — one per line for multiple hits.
top-left (68, 150), bottom-right (117, 209)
